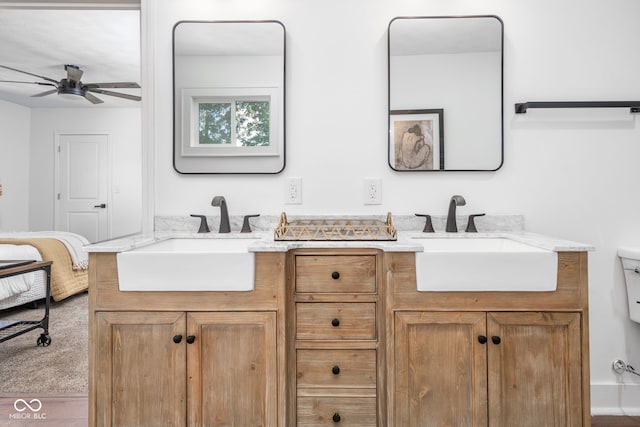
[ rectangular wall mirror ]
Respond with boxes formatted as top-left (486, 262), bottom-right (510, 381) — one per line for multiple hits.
top-left (388, 15), bottom-right (503, 171)
top-left (173, 20), bottom-right (286, 174)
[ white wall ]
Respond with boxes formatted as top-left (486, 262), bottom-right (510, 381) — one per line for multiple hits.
top-left (392, 51), bottom-right (502, 169)
top-left (29, 108), bottom-right (142, 238)
top-left (0, 100), bottom-right (30, 231)
top-left (149, 0), bottom-right (640, 414)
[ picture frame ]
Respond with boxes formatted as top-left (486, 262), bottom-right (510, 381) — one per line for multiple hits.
top-left (389, 109), bottom-right (444, 171)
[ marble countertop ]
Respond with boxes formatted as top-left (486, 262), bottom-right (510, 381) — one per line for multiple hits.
top-left (85, 230), bottom-right (595, 253)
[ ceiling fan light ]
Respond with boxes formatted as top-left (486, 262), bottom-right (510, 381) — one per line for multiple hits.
top-left (57, 85), bottom-right (85, 100)
top-left (58, 93), bottom-right (82, 100)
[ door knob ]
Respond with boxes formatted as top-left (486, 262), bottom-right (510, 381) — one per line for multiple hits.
top-left (186, 335), bottom-right (196, 344)
top-left (491, 335), bottom-right (501, 345)
top-left (93, 203), bottom-right (106, 208)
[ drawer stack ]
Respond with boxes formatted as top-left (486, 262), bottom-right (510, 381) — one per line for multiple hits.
top-left (292, 251), bottom-right (380, 426)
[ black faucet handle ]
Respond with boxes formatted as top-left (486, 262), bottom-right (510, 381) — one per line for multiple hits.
top-left (190, 214), bottom-right (211, 233)
top-left (415, 214), bottom-right (435, 233)
top-left (465, 213), bottom-right (486, 233)
top-left (241, 214), bottom-right (260, 233)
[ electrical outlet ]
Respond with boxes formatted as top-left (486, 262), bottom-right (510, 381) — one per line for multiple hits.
top-left (285, 177), bottom-right (302, 204)
top-left (363, 178), bottom-right (381, 205)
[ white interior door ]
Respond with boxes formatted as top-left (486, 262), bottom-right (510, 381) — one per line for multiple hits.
top-left (56, 133), bottom-right (109, 242)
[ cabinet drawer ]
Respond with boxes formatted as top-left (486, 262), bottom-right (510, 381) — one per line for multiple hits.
top-left (296, 255), bottom-right (376, 293)
top-left (297, 349), bottom-right (376, 388)
top-left (297, 396), bottom-right (377, 426)
top-left (296, 303), bottom-right (376, 340)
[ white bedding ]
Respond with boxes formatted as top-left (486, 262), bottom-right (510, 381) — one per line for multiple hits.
top-left (0, 231), bottom-right (89, 270)
top-left (0, 244), bottom-right (43, 301)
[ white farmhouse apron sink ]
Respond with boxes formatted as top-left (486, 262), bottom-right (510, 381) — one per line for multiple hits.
top-left (413, 237), bottom-right (557, 292)
top-left (117, 237), bottom-right (259, 291)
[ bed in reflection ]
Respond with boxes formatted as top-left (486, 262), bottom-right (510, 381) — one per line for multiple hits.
top-left (0, 231), bottom-right (89, 310)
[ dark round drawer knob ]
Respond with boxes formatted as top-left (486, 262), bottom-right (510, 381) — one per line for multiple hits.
top-left (332, 365), bottom-right (340, 375)
top-left (331, 318), bottom-right (340, 327)
top-left (173, 334), bottom-right (183, 344)
top-left (477, 335), bottom-right (487, 344)
top-left (332, 412), bottom-right (341, 423)
top-left (186, 335), bottom-right (196, 344)
top-left (491, 335), bottom-right (501, 345)
top-left (331, 271), bottom-right (340, 280)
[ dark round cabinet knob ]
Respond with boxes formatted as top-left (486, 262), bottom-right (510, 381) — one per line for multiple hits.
top-left (331, 318), bottom-right (340, 327)
top-left (491, 335), bottom-right (501, 345)
top-left (331, 271), bottom-right (340, 280)
top-left (332, 365), bottom-right (341, 375)
top-left (332, 412), bottom-right (341, 423)
top-left (186, 335), bottom-right (196, 344)
top-left (173, 334), bottom-right (183, 344)
top-left (477, 335), bottom-right (487, 344)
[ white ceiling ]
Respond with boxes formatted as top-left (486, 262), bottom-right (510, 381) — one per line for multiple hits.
top-left (174, 21), bottom-right (284, 57)
top-left (390, 17), bottom-right (502, 56)
top-left (0, 7), bottom-right (140, 108)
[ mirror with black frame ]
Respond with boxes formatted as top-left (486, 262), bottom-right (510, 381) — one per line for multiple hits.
top-left (173, 20), bottom-right (285, 174)
top-left (388, 15), bottom-right (503, 171)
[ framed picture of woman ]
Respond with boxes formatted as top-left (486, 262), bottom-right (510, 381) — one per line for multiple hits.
top-left (389, 109), bottom-right (444, 171)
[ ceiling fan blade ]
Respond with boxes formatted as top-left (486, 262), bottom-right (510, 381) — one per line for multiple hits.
top-left (0, 64), bottom-right (59, 84)
top-left (0, 80), bottom-right (57, 87)
top-left (65, 64), bottom-right (83, 82)
top-left (88, 87), bottom-right (141, 101)
top-left (84, 82), bottom-right (141, 89)
top-left (83, 91), bottom-right (104, 104)
top-left (31, 89), bottom-right (58, 98)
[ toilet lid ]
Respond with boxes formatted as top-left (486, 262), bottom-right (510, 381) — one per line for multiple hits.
top-left (618, 246), bottom-right (640, 260)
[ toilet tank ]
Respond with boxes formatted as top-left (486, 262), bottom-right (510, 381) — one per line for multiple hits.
top-left (618, 247), bottom-right (640, 323)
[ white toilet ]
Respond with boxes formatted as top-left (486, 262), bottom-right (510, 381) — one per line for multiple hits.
top-left (618, 247), bottom-right (640, 323)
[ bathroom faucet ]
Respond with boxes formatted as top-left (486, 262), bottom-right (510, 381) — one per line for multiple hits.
top-left (446, 195), bottom-right (466, 232)
top-left (211, 196), bottom-right (231, 233)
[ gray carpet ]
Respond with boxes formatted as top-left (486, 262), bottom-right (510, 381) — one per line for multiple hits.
top-left (0, 292), bottom-right (88, 393)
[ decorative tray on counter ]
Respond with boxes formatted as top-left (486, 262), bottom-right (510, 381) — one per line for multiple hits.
top-left (274, 212), bottom-right (397, 241)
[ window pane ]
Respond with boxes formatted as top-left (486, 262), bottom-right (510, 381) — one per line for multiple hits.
top-left (199, 103), bottom-right (231, 144)
top-left (236, 101), bottom-right (270, 147)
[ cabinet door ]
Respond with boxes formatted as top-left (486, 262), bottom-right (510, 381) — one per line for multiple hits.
top-left (487, 312), bottom-right (582, 427)
top-left (394, 311), bottom-right (488, 427)
top-left (187, 312), bottom-right (277, 427)
top-left (94, 311), bottom-right (187, 427)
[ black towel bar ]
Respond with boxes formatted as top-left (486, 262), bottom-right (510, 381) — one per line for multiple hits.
top-left (515, 101), bottom-right (640, 114)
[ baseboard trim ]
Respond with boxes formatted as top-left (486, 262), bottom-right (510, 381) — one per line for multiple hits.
top-left (591, 382), bottom-right (640, 415)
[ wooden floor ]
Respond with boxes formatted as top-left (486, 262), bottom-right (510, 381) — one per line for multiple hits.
top-left (0, 395), bottom-right (87, 426)
top-left (593, 416), bottom-right (640, 427)
top-left (0, 395), bottom-right (638, 426)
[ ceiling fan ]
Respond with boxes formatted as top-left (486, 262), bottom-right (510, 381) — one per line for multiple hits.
top-left (0, 64), bottom-right (141, 104)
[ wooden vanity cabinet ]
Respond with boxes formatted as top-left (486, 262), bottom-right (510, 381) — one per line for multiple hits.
top-left (386, 251), bottom-right (591, 427)
top-left (288, 249), bottom-right (383, 426)
top-left (88, 252), bottom-right (286, 427)
top-left (394, 311), bottom-right (582, 427)
top-left (90, 245), bottom-right (590, 427)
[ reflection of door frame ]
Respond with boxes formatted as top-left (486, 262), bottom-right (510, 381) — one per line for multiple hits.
top-left (54, 131), bottom-right (112, 241)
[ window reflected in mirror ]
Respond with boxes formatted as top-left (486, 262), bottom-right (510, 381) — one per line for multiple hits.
top-left (173, 21), bottom-right (285, 174)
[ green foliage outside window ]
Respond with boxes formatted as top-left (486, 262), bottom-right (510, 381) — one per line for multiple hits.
top-left (199, 100), bottom-right (270, 146)
top-left (199, 103), bottom-right (231, 145)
